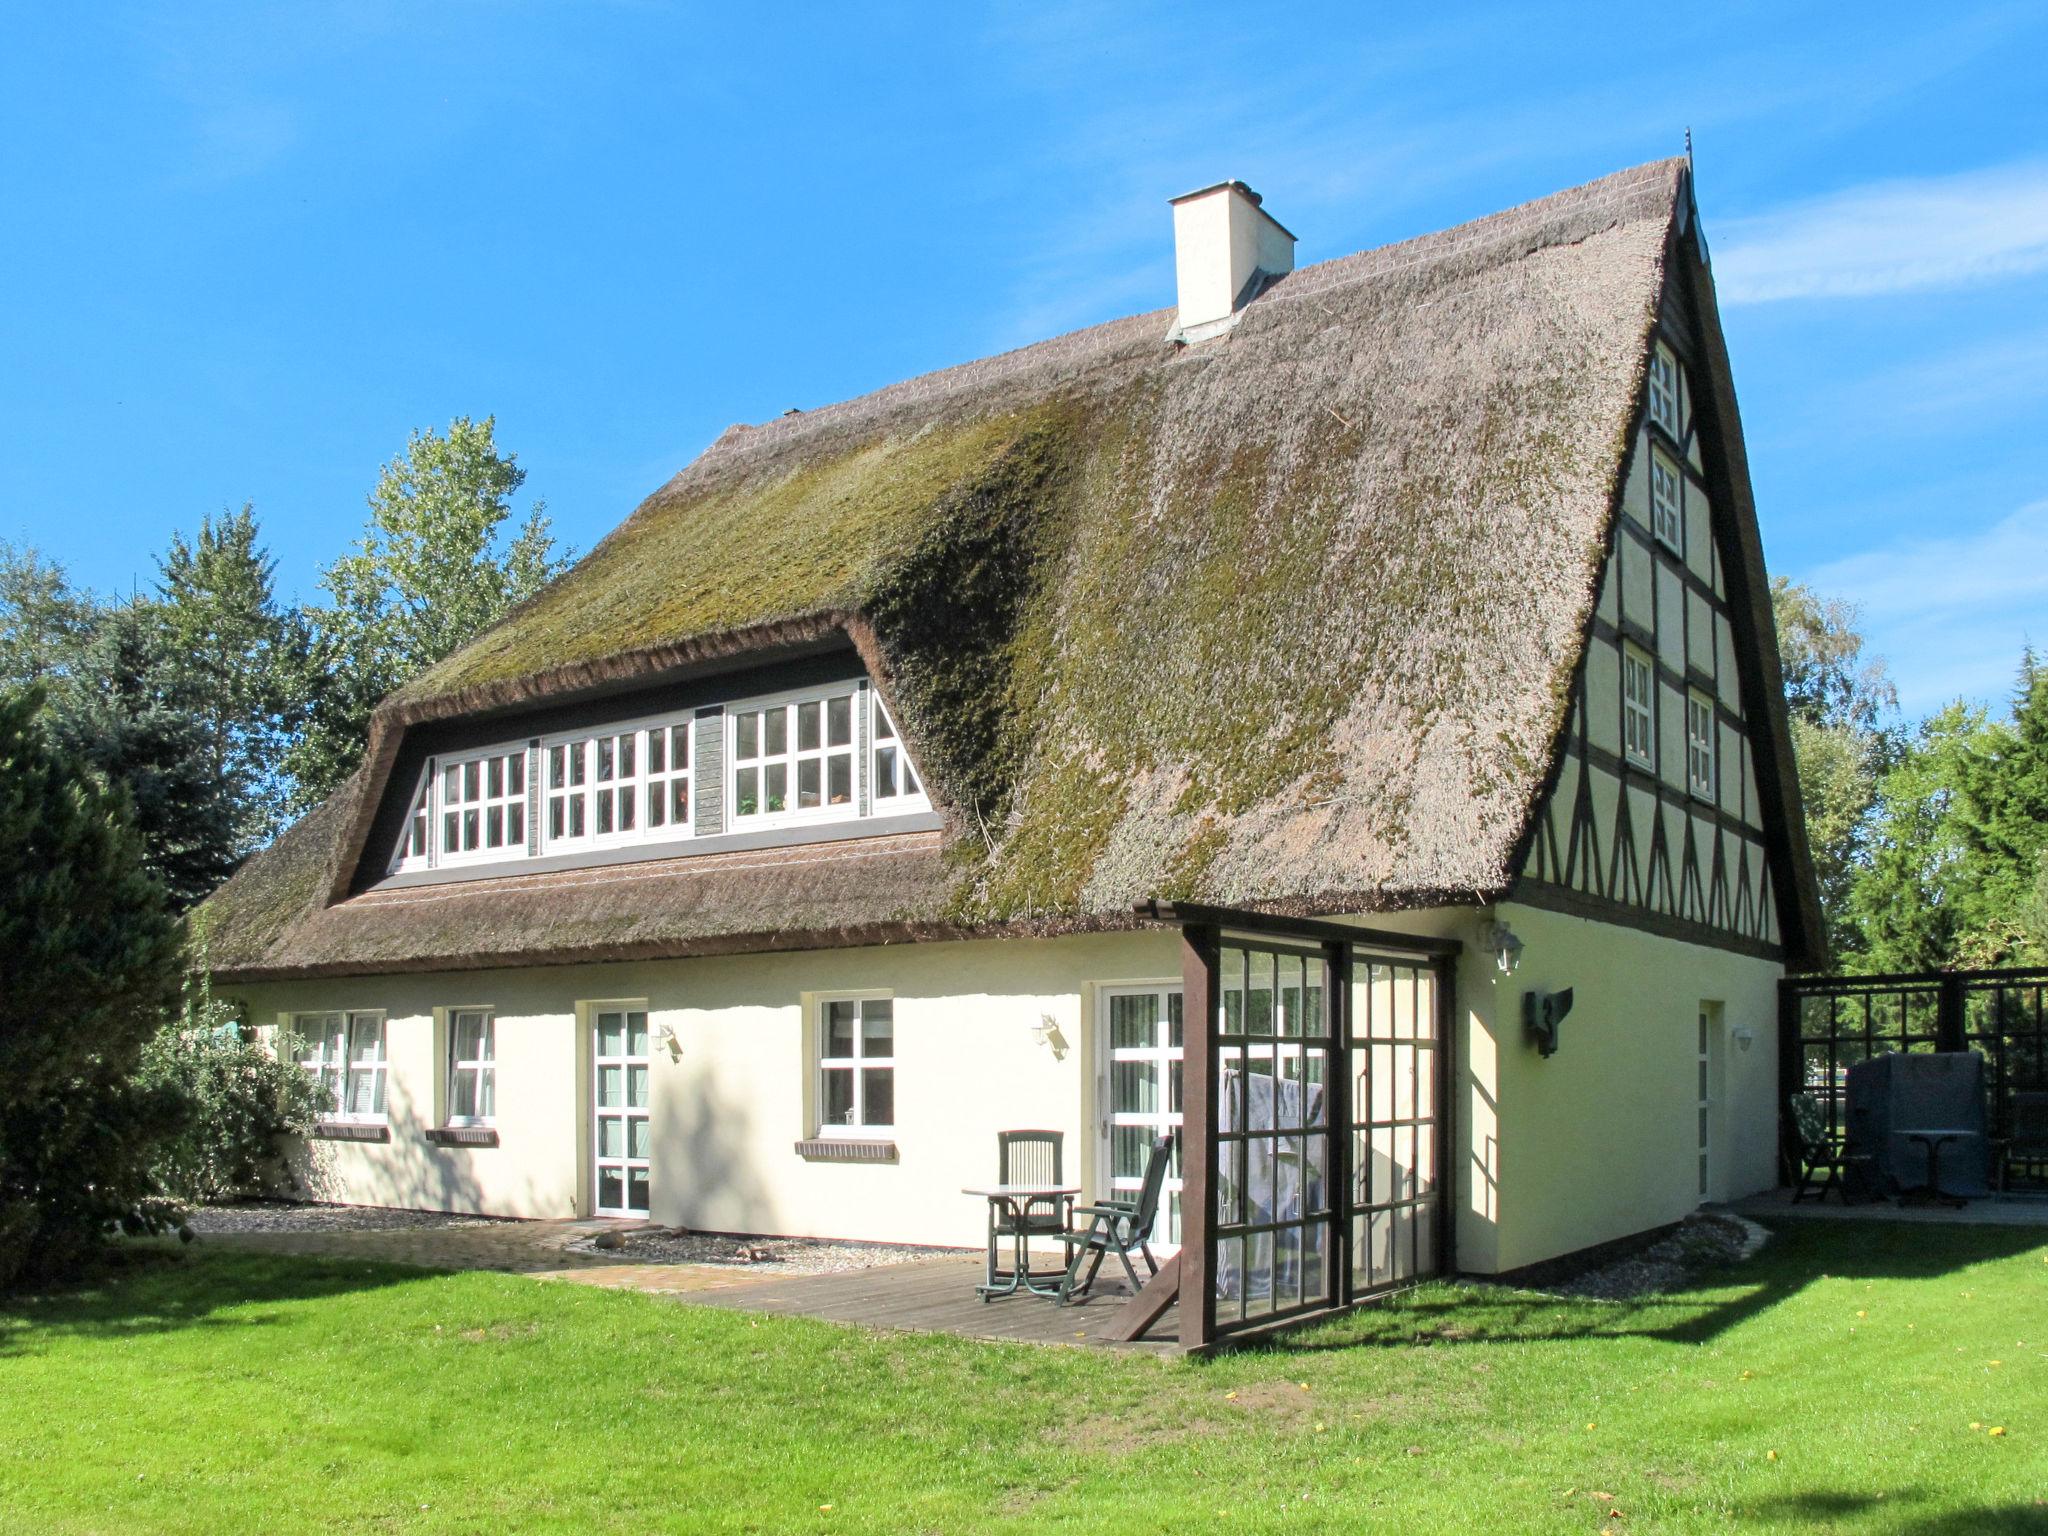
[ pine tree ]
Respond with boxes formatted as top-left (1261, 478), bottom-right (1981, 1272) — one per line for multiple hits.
top-left (154, 506), bottom-right (300, 849)
top-left (0, 687), bottom-right (186, 1288)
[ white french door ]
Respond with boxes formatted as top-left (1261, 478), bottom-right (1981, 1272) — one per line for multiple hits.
top-left (593, 1008), bottom-right (651, 1217)
top-left (1097, 985), bottom-right (1183, 1249)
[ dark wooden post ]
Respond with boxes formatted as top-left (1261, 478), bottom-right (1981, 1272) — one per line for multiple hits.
top-left (1776, 980), bottom-right (1800, 1185)
top-left (1434, 954), bottom-right (1458, 1278)
top-left (1323, 938), bottom-right (1352, 1311)
top-left (1936, 971), bottom-right (1967, 1054)
top-left (1177, 923), bottom-right (1219, 1352)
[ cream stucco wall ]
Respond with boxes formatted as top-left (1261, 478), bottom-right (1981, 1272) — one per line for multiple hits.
top-left (233, 903), bottom-right (1782, 1273)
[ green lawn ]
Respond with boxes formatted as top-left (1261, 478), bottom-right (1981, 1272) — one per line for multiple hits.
top-left (2, 1222), bottom-right (2043, 1534)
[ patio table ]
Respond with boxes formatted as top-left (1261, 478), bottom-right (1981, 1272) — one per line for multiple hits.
top-left (1900, 1129), bottom-right (1973, 1208)
top-left (963, 1184), bottom-right (1080, 1300)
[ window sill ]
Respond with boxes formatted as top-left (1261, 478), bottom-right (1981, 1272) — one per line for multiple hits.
top-left (794, 1137), bottom-right (898, 1164)
top-left (311, 1121), bottom-right (390, 1143)
top-left (426, 1125), bottom-right (500, 1148)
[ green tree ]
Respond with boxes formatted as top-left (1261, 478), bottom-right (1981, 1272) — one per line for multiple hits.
top-left (1950, 656), bottom-right (2048, 966)
top-left (154, 506), bottom-right (302, 850)
top-left (0, 541), bottom-right (91, 688)
top-left (1847, 701), bottom-right (1990, 972)
top-left (1771, 578), bottom-right (1898, 958)
top-left (285, 416), bottom-right (569, 804)
top-left (0, 687), bottom-right (187, 1289)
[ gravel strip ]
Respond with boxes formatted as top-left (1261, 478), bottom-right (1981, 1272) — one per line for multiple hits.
top-left (1541, 1213), bottom-right (1757, 1300)
top-left (565, 1229), bottom-right (963, 1274)
top-left (186, 1201), bottom-right (514, 1236)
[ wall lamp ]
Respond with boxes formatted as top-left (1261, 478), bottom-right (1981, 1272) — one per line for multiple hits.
top-left (1485, 920), bottom-right (1525, 976)
top-left (1032, 1013), bottom-right (1070, 1062)
top-left (657, 1023), bottom-right (683, 1063)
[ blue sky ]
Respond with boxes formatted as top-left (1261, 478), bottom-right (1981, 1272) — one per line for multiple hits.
top-left (2, 2), bottom-right (2043, 718)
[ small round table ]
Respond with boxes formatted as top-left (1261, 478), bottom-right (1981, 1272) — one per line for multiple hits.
top-left (962, 1184), bottom-right (1080, 1300)
top-left (1901, 1129), bottom-right (1973, 1208)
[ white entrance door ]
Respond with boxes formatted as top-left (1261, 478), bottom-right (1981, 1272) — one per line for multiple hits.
top-left (1098, 985), bottom-right (1183, 1248)
top-left (594, 1008), bottom-right (651, 1217)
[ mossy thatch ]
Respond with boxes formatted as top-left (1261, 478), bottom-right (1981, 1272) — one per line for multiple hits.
top-left (201, 158), bottom-right (1802, 980)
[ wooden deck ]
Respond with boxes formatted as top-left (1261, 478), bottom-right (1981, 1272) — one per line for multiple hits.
top-left (678, 1254), bottom-right (1181, 1352)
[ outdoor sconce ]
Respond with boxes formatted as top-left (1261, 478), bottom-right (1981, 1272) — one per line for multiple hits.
top-left (657, 1023), bottom-right (683, 1063)
top-left (1486, 920), bottom-right (1525, 976)
top-left (1032, 1014), bottom-right (1070, 1062)
top-left (1733, 1026), bottom-right (1756, 1053)
top-left (1523, 988), bottom-right (1574, 1058)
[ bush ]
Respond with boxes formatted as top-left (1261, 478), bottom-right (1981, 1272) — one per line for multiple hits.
top-left (139, 989), bottom-right (321, 1205)
top-left (0, 688), bottom-right (186, 1289)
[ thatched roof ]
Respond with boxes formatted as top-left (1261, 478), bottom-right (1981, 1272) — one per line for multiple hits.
top-left (197, 157), bottom-right (1820, 980)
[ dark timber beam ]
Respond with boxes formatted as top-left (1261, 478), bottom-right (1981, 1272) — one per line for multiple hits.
top-left (1133, 900), bottom-right (1462, 960)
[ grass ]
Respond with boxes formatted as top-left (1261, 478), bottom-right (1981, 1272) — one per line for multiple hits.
top-left (1, 1221), bottom-right (2043, 1534)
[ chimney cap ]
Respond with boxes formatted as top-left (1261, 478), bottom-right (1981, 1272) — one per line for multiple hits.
top-left (1167, 179), bottom-right (1298, 241)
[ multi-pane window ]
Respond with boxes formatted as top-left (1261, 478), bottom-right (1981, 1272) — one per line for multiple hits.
top-left (447, 1009), bottom-right (495, 1124)
top-left (441, 747), bottom-right (527, 861)
top-left (1622, 645), bottom-right (1656, 768)
top-left (293, 1011), bottom-right (386, 1121)
top-left (1648, 343), bottom-right (1681, 438)
top-left (731, 689), bottom-right (855, 822)
top-left (393, 772), bottom-right (432, 873)
top-left (1650, 450), bottom-right (1683, 551)
top-left (390, 684), bottom-right (924, 873)
top-left (1686, 691), bottom-right (1717, 800)
top-left (870, 694), bottom-right (922, 806)
top-left (643, 721), bottom-right (693, 833)
top-left (818, 997), bottom-right (894, 1134)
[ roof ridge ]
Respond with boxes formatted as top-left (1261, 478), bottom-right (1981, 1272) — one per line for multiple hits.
top-left (685, 157), bottom-right (1686, 478)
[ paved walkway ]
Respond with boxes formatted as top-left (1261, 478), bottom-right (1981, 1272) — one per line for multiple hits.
top-left (202, 1218), bottom-right (1167, 1346)
top-left (1728, 1188), bottom-right (2048, 1227)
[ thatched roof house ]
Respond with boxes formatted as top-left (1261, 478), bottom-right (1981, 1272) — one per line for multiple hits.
top-left (197, 157), bottom-right (1818, 981)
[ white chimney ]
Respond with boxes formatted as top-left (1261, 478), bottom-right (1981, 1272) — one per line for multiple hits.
top-left (1168, 180), bottom-right (1295, 344)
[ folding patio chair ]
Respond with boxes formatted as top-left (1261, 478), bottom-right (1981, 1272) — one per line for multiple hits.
top-left (1057, 1133), bottom-right (1173, 1304)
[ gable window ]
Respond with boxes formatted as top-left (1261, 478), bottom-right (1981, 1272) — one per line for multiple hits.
top-left (391, 770), bottom-right (433, 874)
top-left (293, 1011), bottom-right (386, 1122)
top-left (441, 746), bottom-right (526, 863)
top-left (731, 686), bottom-right (856, 824)
top-left (1622, 644), bottom-right (1656, 769)
top-left (870, 694), bottom-right (922, 805)
top-left (1648, 343), bottom-right (1681, 438)
top-left (1686, 691), bottom-right (1717, 800)
top-left (1650, 450), bottom-right (1683, 552)
top-left (817, 996), bottom-right (893, 1135)
top-left (447, 1009), bottom-right (495, 1124)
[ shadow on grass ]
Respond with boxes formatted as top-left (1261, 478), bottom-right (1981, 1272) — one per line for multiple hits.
top-left (0, 1245), bottom-right (430, 1358)
top-left (1250, 1218), bottom-right (2047, 1358)
top-left (1739, 1489), bottom-right (2048, 1534)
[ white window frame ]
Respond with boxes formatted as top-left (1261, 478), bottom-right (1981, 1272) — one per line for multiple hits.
top-left (868, 692), bottom-right (929, 813)
top-left (437, 742), bottom-right (529, 867)
top-left (1649, 449), bottom-right (1683, 553)
top-left (391, 767), bottom-right (434, 875)
top-left (445, 1008), bottom-right (496, 1126)
top-left (1647, 343), bottom-right (1681, 439)
top-left (814, 994), bottom-right (895, 1138)
top-left (728, 683), bottom-right (860, 830)
top-left (543, 710), bottom-right (696, 853)
top-left (293, 1010), bottom-right (387, 1123)
top-left (1686, 690), bottom-right (1717, 801)
top-left (1622, 644), bottom-right (1656, 770)
top-left (1649, 448), bottom-right (1684, 553)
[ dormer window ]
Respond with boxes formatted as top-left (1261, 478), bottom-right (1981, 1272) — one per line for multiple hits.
top-left (730, 686), bottom-right (857, 824)
top-left (440, 746), bottom-right (527, 865)
top-left (1648, 342), bottom-right (1681, 438)
top-left (385, 676), bottom-right (929, 879)
top-left (871, 692), bottom-right (921, 803)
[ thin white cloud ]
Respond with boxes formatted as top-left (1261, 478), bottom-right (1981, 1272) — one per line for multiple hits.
top-left (1717, 161), bottom-right (2048, 303)
top-left (1802, 499), bottom-right (2048, 713)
